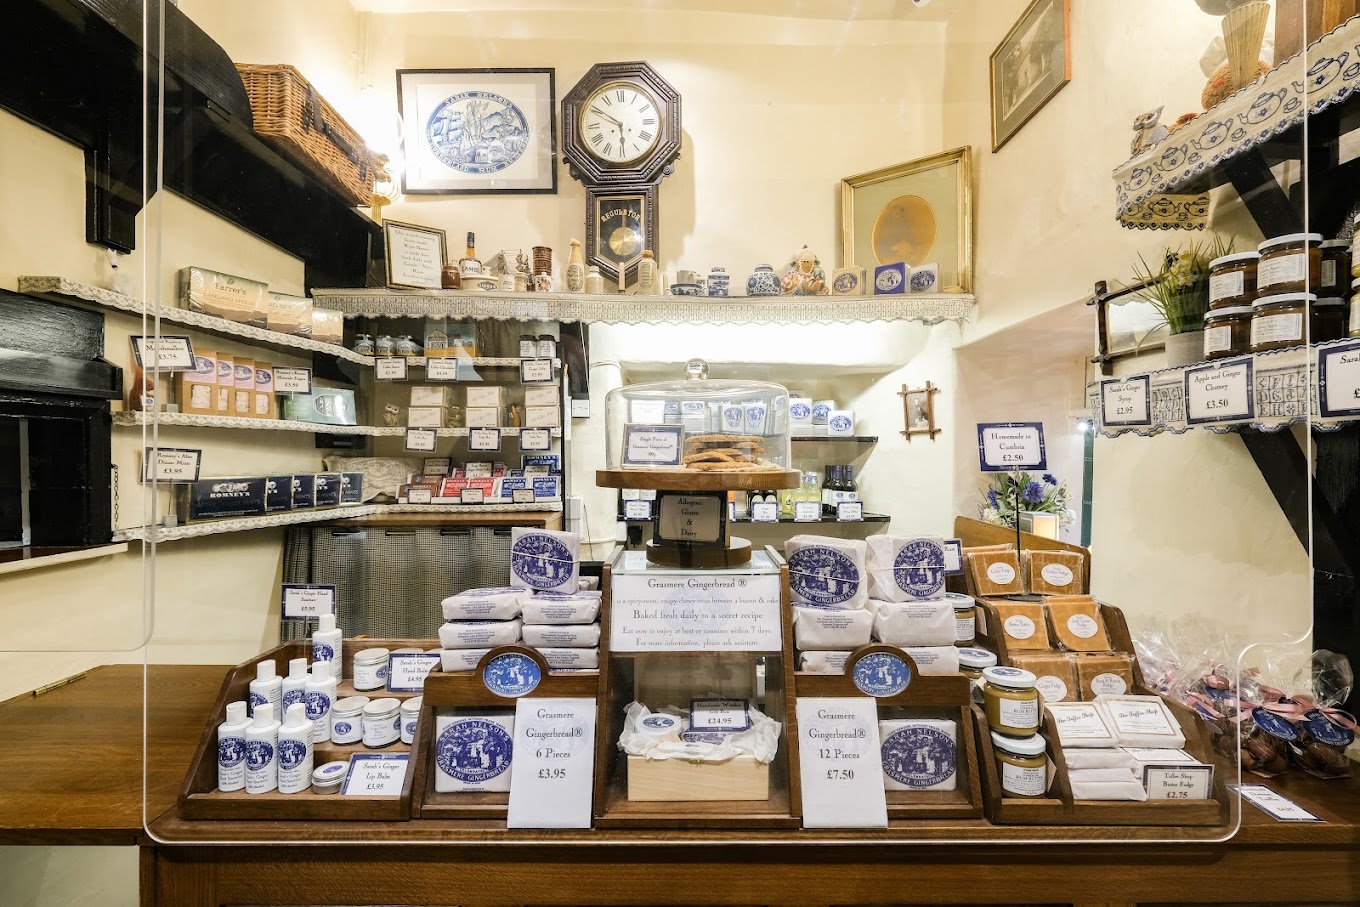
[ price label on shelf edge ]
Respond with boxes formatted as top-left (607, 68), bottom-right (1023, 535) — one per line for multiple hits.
top-left (795, 697), bottom-right (887, 828)
top-left (976, 422), bottom-right (1046, 472)
top-left (1318, 341), bottom-right (1360, 418)
top-left (375, 357), bottom-right (408, 381)
top-left (272, 367), bottom-right (312, 395)
top-left (1183, 358), bottom-right (1253, 425)
top-left (281, 584), bottom-right (336, 619)
top-left (1099, 376), bottom-right (1151, 428)
top-left (425, 358), bottom-right (459, 382)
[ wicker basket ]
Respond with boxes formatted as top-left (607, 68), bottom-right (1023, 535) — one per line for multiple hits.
top-left (235, 63), bottom-right (374, 206)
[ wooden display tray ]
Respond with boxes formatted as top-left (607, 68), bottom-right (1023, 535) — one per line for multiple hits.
top-left (976, 599), bottom-right (1150, 691)
top-left (593, 553), bottom-right (805, 828)
top-left (596, 467), bottom-right (801, 491)
top-left (973, 700), bottom-right (1232, 826)
top-left (179, 638), bottom-right (435, 821)
top-left (410, 645), bottom-right (599, 821)
top-left (795, 645), bottom-right (984, 821)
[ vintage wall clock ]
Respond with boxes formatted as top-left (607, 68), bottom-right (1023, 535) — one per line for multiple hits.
top-left (561, 61), bottom-right (681, 285)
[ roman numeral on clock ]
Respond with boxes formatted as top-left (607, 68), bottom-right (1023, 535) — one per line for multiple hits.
top-left (603, 142), bottom-right (613, 157)
top-left (590, 133), bottom-right (602, 146)
top-left (638, 130), bottom-right (653, 142)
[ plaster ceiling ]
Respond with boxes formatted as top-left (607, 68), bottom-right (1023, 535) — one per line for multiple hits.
top-left (349, 0), bottom-right (958, 21)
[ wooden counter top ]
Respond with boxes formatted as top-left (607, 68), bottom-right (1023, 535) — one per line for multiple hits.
top-left (0, 663), bottom-right (228, 845)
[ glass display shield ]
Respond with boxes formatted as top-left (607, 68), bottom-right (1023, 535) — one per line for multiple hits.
top-left (81, 0), bottom-right (1350, 874)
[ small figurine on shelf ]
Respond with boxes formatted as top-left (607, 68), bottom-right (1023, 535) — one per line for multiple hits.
top-left (780, 246), bottom-right (829, 296)
top-left (1130, 106), bottom-right (1170, 155)
top-left (383, 403), bottom-right (400, 427)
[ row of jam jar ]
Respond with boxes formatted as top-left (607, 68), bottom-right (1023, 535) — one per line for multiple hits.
top-left (1205, 232), bottom-right (1358, 360)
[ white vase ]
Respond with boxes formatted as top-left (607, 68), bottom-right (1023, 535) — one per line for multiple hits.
top-left (1164, 330), bottom-right (1205, 368)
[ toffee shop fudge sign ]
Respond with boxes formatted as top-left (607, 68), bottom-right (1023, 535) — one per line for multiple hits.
top-left (610, 572), bottom-right (782, 651)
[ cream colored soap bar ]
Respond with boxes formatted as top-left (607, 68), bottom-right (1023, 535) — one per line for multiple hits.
top-left (1095, 695), bottom-right (1186, 749)
top-left (465, 406), bottom-right (500, 427)
top-left (1045, 701), bottom-right (1119, 749)
top-left (407, 406), bottom-right (446, 428)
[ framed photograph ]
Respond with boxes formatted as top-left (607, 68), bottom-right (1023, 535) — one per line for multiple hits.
top-left (898, 382), bottom-right (942, 442)
top-left (397, 68), bottom-right (557, 194)
top-left (383, 220), bottom-right (447, 290)
top-left (990, 0), bottom-right (1071, 152)
top-left (840, 147), bottom-right (972, 293)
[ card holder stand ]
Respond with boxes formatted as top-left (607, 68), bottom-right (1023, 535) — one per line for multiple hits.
top-left (973, 699), bottom-right (1231, 826)
top-left (411, 644), bottom-right (598, 821)
top-left (592, 555), bottom-right (805, 829)
top-left (795, 644), bottom-right (984, 821)
top-left (178, 637), bottom-right (432, 821)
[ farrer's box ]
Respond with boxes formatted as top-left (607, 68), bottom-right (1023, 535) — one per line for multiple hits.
top-left (179, 477), bottom-right (267, 521)
top-left (465, 407), bottom-right (500, 427)
top-left (179, 267), bottom-right (268, 327)
top-left (466, 386), bottom-right (505, 408)
top-left (282, 388), bottom-right (358, 426)
top-left (407, 406), bottom-right (446, 428)
top-left (524, 385), bottom-right (558, 408)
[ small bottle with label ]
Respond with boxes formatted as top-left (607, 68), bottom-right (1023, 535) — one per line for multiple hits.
top-left (821, 466), bottom-right (835, 516)
top-left (458, 232), bottom-right (482, 276)
top-left (276, 702), bottom-right (315, 795)
top-left (281, 657), bottom-right (309, 715)
top-left (585, 267), bottom-right (605, 294)
top-left (638, 250), bottom-right (658, 294)
top-left (565, 239), bottom-right (585, 292)
top-left (312, 614), bottom-right (343, 672)
top-left (248, 659), bottom-right (282, 719)
top-left (244, 703), bottom-right (280, 794)
top-left (841, 466), bottom-right (858, 505)
top-left (216, 700), bottom-right (250, 793)
top-left (304, 660), bottom-right (338, 744)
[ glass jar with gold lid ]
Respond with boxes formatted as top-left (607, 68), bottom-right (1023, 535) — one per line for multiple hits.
top-left (990, 731), bottom-right (1049, 799)
top-left (982, 665), bottom-right (1040, 736)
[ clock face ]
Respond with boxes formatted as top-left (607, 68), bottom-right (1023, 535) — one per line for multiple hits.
top-left (579, 82), bottom-right (662, 165)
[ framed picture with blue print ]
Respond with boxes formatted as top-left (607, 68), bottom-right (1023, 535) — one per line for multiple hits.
top-left (397, 68), bottom-right (557, 194)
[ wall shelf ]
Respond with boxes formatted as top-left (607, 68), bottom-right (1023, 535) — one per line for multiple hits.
top-left (313, 287), bottom-right (975, 325)
top-left (20, 277), bottom-right (368, 365)
top-left (112, 411), bottom-right (563, 439)
top-left (791, 435), bottom-right (879, 444)
top-left (115, 501), bottom-right (563, 542)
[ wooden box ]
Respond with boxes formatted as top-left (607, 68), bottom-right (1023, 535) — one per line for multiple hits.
top-left (796, 645), bottom-right (984, 821)
top-left (411, 645), bottom-right (598, 821)
top-left (179, 637), bottom-right (434, 821)
top-left (626, 753), bottom-right (769, 801)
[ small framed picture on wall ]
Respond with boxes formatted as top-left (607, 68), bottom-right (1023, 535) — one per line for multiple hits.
top-left (383, 220), bottom-right (447, 290)
top-left (397, 68), bottom-right (557, 194)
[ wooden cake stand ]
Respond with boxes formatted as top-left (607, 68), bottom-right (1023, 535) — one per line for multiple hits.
top-left (597, 467), bottom-right (800, 568)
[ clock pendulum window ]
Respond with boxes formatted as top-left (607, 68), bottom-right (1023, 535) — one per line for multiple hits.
top-left (561, 62), bottom-right (682, 288)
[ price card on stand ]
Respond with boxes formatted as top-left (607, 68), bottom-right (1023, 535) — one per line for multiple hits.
top-left (341, 754), bottom-right (409, 796)
top-left (977, 422), bottom-right (1046, 471)
top-left (131, 336), bottom-right (196, 371)
top-left (1143, 764), bottom-right (1213, 800)
top-left (520, 358), bottom-right (554, 383)
top-left (793, 501), bottom-right (821, 522)
top-left (519, 428), bottom-right (551, 450)
top-left (405, 429), bottom-right (437, 452)
top-left (1099, 376), bottom-right (1151, 427)
top-left (796, 698), bottom-right (888, 827)
top-left (470, 428), bottom-right (501, 451)
top-left (375, 357), bottom-right (408, 381)
top-left (425, 358), bottom-right (459, 381)
top-left (281, 584), bottom-right (336, 619)
top-left (657, 493), bottom-right (723, 543)
top-left (836, 502), bottom-right (864, 522)
top-left (386, 652), bottom-right (440, 692)
top-left (506, 698), bottom-right (597, 828)
top-left (750, 501), bottom-right (779, 522)
top-left (623, 499), bottom-right (652, 520)
top-left (272, 367), bottom-right (312, 395)
top-left (1317, 341), bottom-right (1360, 417)
top-left (1183, 358), bottom-right (1254, 425)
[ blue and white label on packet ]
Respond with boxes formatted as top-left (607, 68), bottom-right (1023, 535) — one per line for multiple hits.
top-left (437, 719), bottom-right (513, 784)
top-left (894, 539), bottom-right (946, 598)
top-left (511, 532), bottom-right (576, 591)
top-left (218, 736), bottom-right (246, 768)
top-left (852, 652), bottom-right (912, 697)
top-left (788, 545), bottom-right (861, 606)
top-left (1302, 709), bottom-right (1355, 748)
top-left (829, 413), bottom-right (853, 433)
top-left (881, 726), bottom-right (956, 789)
top-left (482, 651), bottom-right (542, 697)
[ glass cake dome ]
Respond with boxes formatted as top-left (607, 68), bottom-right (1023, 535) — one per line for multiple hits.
top-left (602, 359), bottom-right (793, 475)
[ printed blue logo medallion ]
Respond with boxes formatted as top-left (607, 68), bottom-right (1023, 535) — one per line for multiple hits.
top-left (437, 719), bottom-right (513, 783)
top-left (853, 651), bottom-right (912, 697)
top-left (245, 740), bottom-right (274, 771)
top-left (482, 651), bottom-right (542, 697)
top-left (875, 268), bottom-right (902, 292)
top-left (426, 91), bottom-right (529, 174)
top-left (833, 272), bottom-right (858, 294)
top-left (1252, 707), bottom-right (1299, 741)
top-left (1302, 709), bottom-right (1354, 747)
top-left (511, 534), bottom-right (574, 590)
top-left (882, 726), bottom-right (956, 788)
top-left (334, 720), bottom-right (352, 736)
top-left (910, 269), bottom-right (937, 292)
top-left (304, 691), bottom-right (331, 720)
top-left (790, 401), bottom-right (812, 421)
top-left (217, 736), bottom-right (245, 768)
top-left (248, 691), bottom-right (267, 710)
top-left (812, 403), bottom-right (832, 421)
top-left (894, 539), bottom-right (946, 598)
top-left (312, 642), bottom-right (334, 662)
top-left (282, 689), bottom-right (304, 711)
top-left (277, 739), bottom-right (308, 771)
top-left (641, 714), bottom-right (678, 731)
top-left (788, 545), bottom-right (861, 606)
